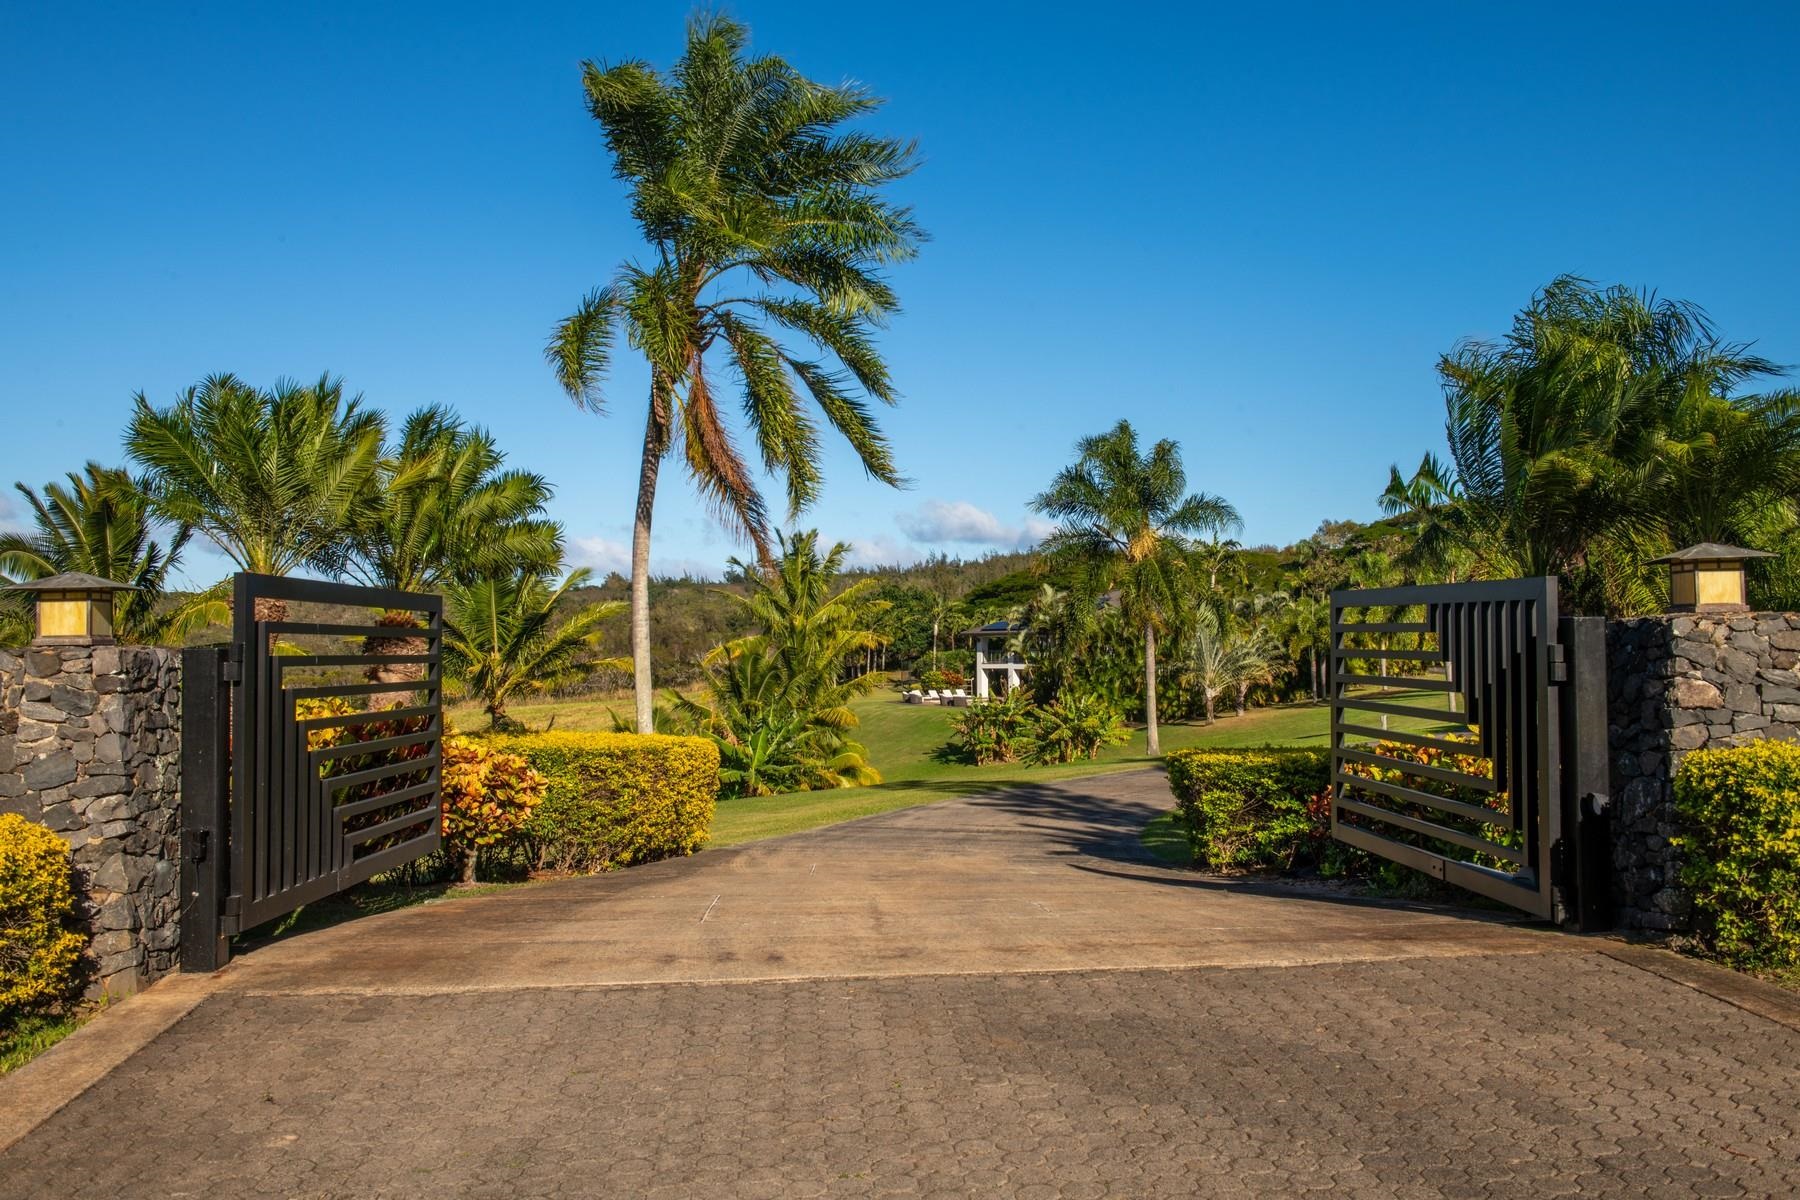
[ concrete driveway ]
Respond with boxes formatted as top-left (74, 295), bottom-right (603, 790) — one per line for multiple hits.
top-left (3, 770), bottom-right (1798, 1198)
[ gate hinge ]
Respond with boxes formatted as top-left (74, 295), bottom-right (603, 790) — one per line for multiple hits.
top-left (221, 660), bottom-right (242, 683)
top-left (185, 829), bottom-right (209, 863)
top-left (1547, 644), bottom-right (1568, 684)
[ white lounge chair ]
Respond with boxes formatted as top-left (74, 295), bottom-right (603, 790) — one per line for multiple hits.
top-left (904, 689), bottom-right (924, 704)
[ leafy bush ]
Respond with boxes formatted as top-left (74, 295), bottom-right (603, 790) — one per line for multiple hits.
top-left (918, 668), bottom-right (965, 691)
top-left (1673, 740), bottom-right (1800, 968)
top-left (0, 814), bottom-right (87, 1019)
top-left (1025, 691), bottom-right (1130, 764)
top-left (1164, 747), bottom-right (1352, 872)
top-left (440, 736), bottom-right (546, 883)
top-left (489, 732), bottom-right (719, 873)
top-left (952, 691), bottom-right (1037, 764)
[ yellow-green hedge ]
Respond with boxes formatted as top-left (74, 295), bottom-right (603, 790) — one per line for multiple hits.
top-left (487, 732), bottom-right (719, 873)
top-left (1673, 740), bottom-right (1800, 968)
top-left (1, 813), bottom-right (87, 1018)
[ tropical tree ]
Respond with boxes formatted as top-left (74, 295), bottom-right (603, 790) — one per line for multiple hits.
top-left (441, 568), bottom-right (625, 729)
top-left (125, 373), bottom-right (385, 621)
top-left (548, 15), bottom-right (924, 733)
top-left (1378, 452), bottom-right (1470, 583)
top-left (350, 406), bottom-right (562, 594)
top-left (1185, 608), bottom-right (1270, 725)
top-left (1436, 276), bottom-right (1799, 613)
top-left (667, 530), bottom-right (887, 794)
top-left (350, 408), bottom-right (566, 705)
top-left (1280, 593), bottom-right (1331, 702)
top-left (0, 463), bottom-right (213, 644)
top-left (1032, 419), bottom-right (1240, 755)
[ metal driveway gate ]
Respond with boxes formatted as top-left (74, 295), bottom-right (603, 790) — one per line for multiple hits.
top-left (181, 574), bottom-right (445, 969)
top-left (1328, 577), bottom-right (1610, 925)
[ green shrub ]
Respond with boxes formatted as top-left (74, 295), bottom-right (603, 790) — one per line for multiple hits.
top-left (1025, 691), bottom-right (1129, 764)
top-left (440, 736), bottom-right (546, 883)
top-left (1, 814), bottom-right (87, 1019)
top-left (951, 691), bottom-right (1036, 764)
top-left (489, 732), bottom-right (720, 873)
top-left (1673, 740), bottom-right (1800, 968)
top-left (1164, 747), bottom-right (1351, 873)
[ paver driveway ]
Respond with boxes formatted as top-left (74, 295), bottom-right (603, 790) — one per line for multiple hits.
top-left (4, 770), bottom-right (1799, 1198)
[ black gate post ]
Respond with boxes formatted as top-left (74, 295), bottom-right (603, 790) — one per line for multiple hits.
top-left (1557, 615), bottom-right (1612, 932)
top-left (180, 644), bottom-right (231, 971)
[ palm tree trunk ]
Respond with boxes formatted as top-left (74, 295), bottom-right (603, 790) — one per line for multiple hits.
top-left (629, 374), bottom-right (673, 734)
top-left (1236, 681), bottom-right (1248, 718)
top-left (1143, 622), bottom-right (1160, 756)
top-left (1205, 690), bottom-right (1216, 724)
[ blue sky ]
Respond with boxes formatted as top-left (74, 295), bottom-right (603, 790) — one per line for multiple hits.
top-left (3, 2), bottom-right (1797, 584)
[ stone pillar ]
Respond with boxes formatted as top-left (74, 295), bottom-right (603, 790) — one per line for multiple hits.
top-left (1605, 612), bottom-right (1800, 933)
top-left (0, 644), bottom-right (183, 995)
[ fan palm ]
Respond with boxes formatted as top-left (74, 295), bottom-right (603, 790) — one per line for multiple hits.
top-left (441, 568), bottom-right (625, 729)
top-left (1032, 420), bottom-right (1240, 755)
top-left (125, 373), bottom-right (385, 622)
top-left (1186, 608), bottom-right (1272, 725)
top-left (0, 463), bottom-right (213, 644)
top-left (547, 14), bottom-right (923, 733)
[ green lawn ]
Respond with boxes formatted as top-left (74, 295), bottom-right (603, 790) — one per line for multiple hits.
top-left (708, 687), bottom-right (1456, 848)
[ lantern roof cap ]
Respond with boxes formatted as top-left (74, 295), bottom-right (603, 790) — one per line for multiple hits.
top-left (3, 572), bottom-right (138, 593)
top-left (1648, 542), bottom-right (1774, 564)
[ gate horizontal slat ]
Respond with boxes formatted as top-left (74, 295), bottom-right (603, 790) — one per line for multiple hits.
top-left (1332, 723), bottom-right (1478, 757)
top-left (1332, 674), bottom-right (1455, 691)
top-left (310, 728), bottom-right (439, 763)
top-left (344, 803), bottom-right (440, 850)
top-left (1336, 746), bottom-right (1496, 792)
top-left (1334, 696), bottom-right (1462, 724)
top-left (1335, 794), bottom-right (1525, 865)
top-left (335, 779), bottom-right (441, 822)
top-left (299, 704), bottom-right (437, 732)
top-left (1335, 771), bottom-right (1510, 829)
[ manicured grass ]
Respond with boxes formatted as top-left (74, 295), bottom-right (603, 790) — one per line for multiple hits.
top-left (708, 687), bottom-right (1456, 848)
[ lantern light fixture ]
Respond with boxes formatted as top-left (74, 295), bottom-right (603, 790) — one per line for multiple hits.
top-left (1648, 543), bottom-right (1772, 614)
top-left (3, 572), bottom-right (138, 646)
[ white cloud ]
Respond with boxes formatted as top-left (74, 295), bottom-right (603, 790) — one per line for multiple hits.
top-left (568, 536), bottom-right (717, 581)
top-left (840, 534), bottom-right (928, 570)
top-left (897, 499), bottom-right (1012, 544)
top-left (895, 501), bottom-right (1056, 553)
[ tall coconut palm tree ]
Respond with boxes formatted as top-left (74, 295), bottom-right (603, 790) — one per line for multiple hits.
top-left (1032, 420), bottom-right (1240, 755)
top-left (441, 568), bottom-right (625, 730)
top-left (547, 14), bottom-right (924, 733)
top-left (125, 373), bottom-right (385, 622)
top-left (0, 463), bottom-right (212, 644)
